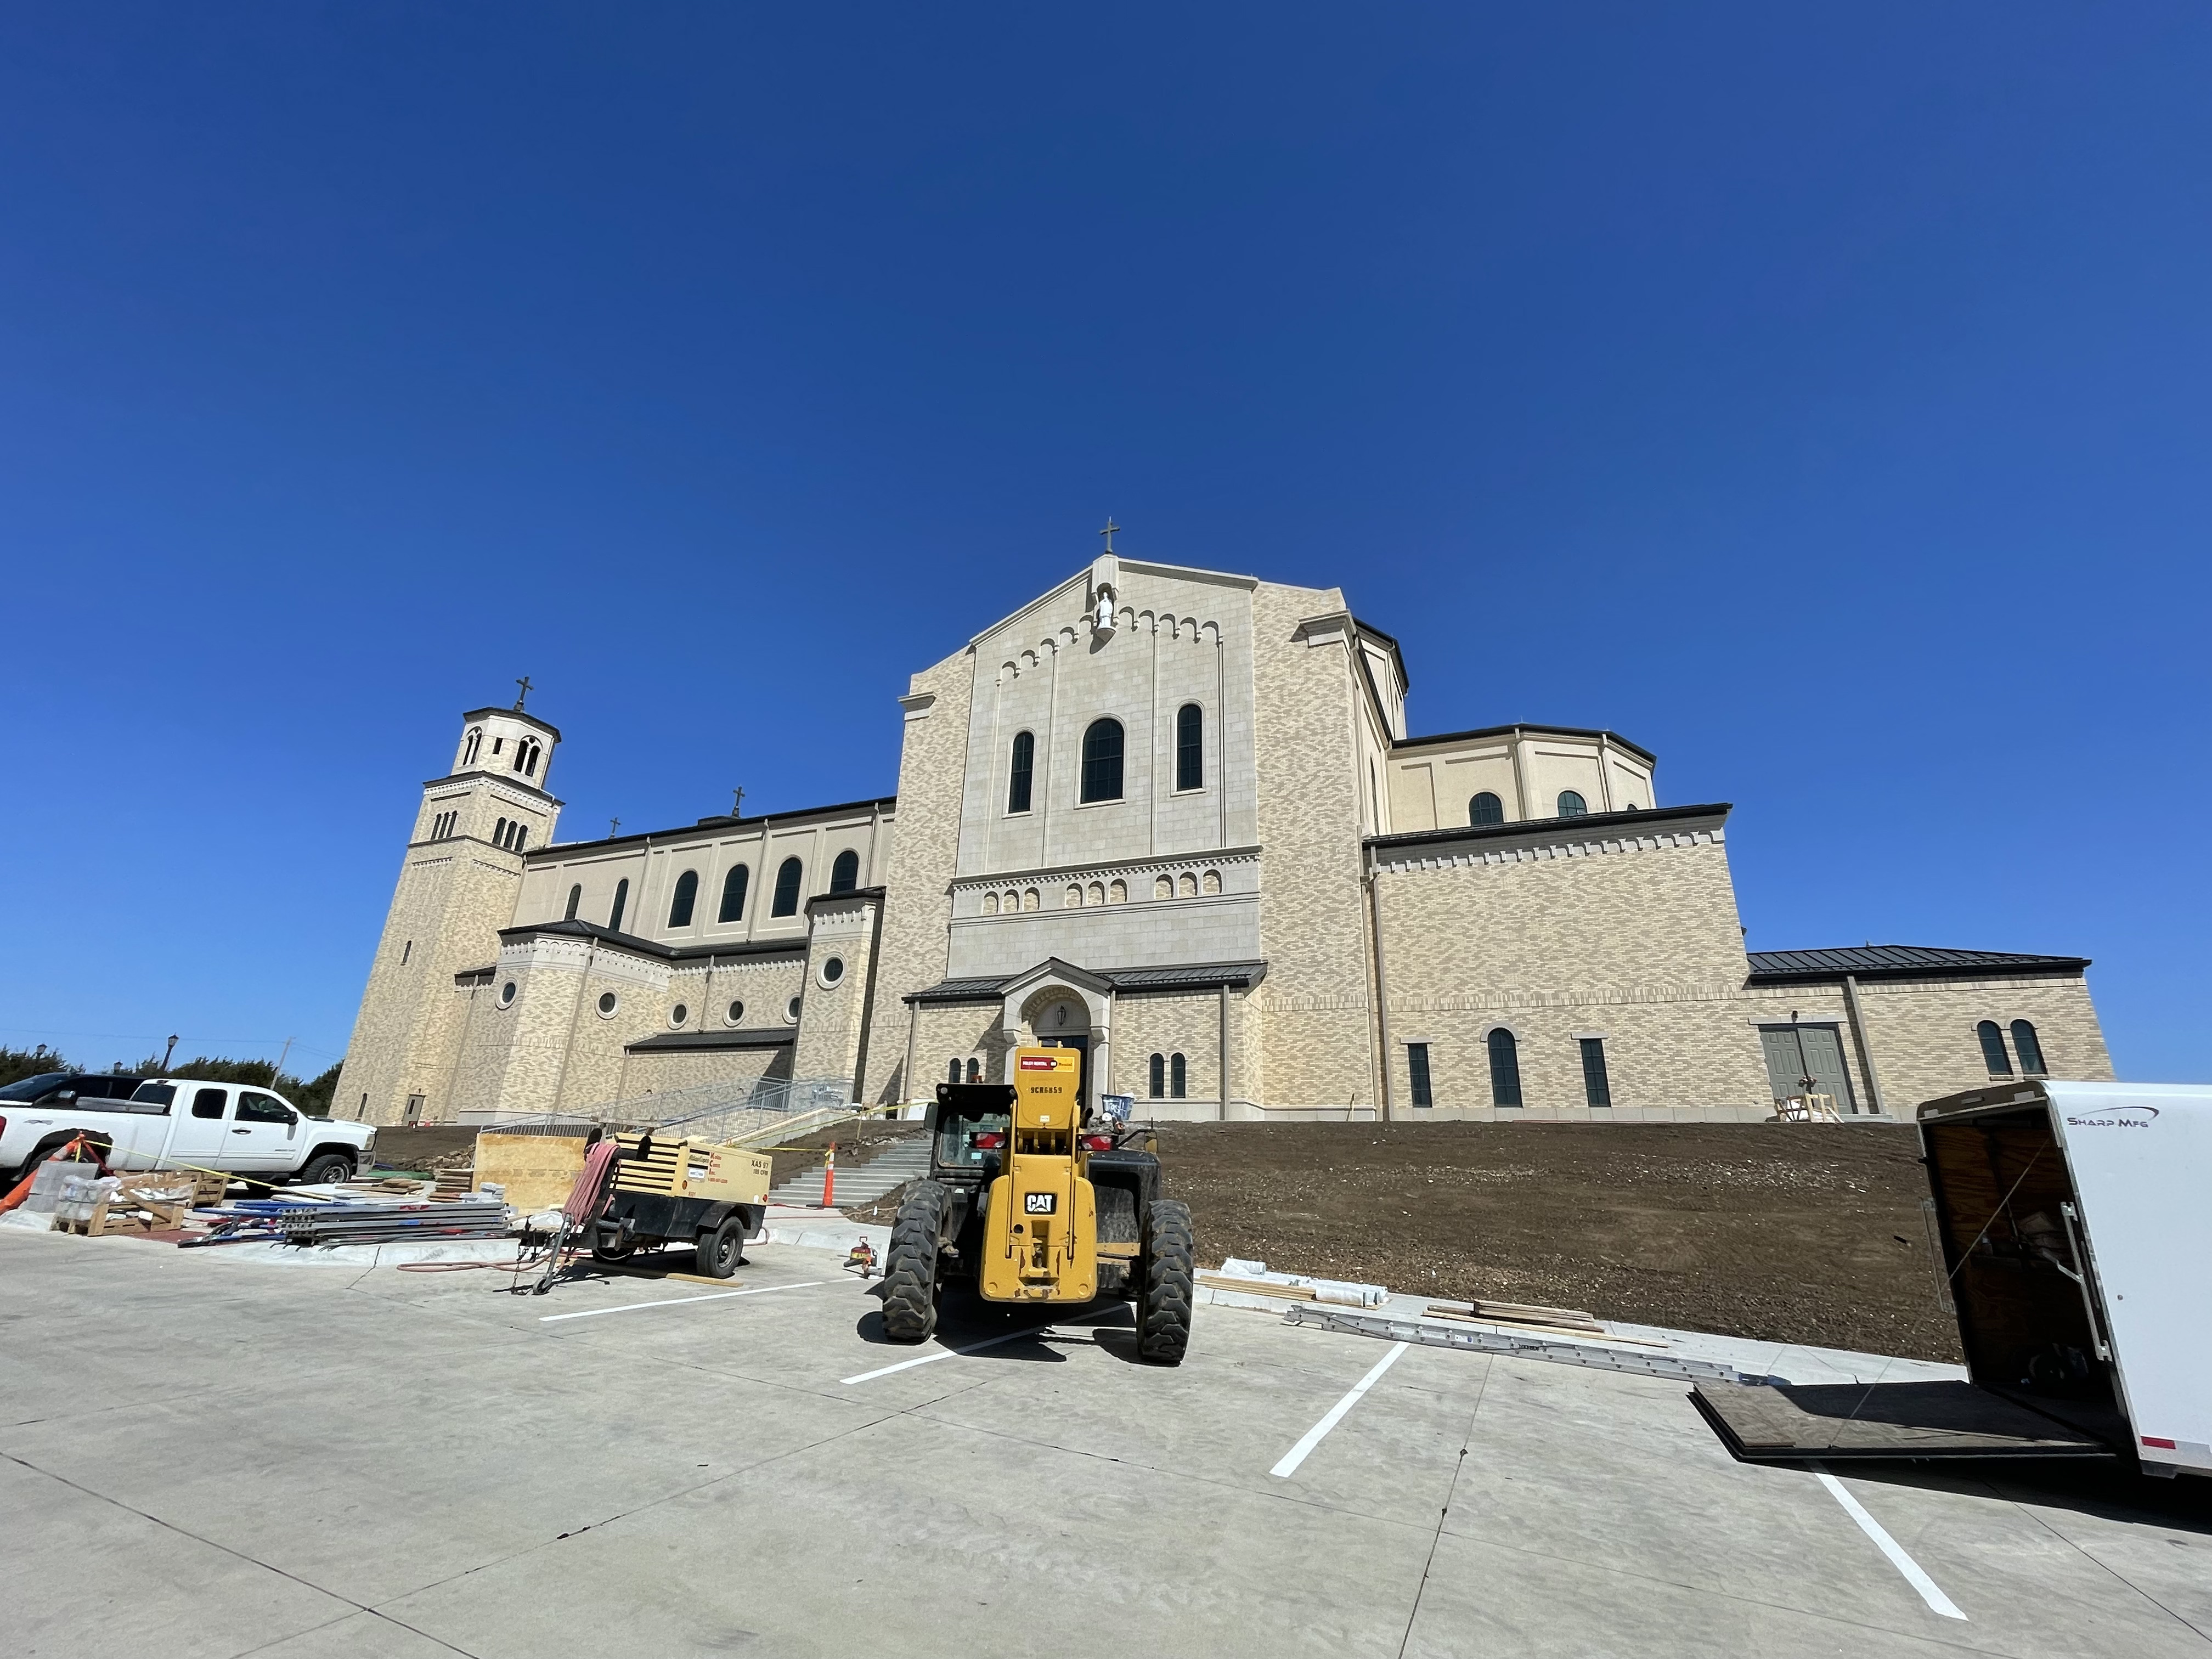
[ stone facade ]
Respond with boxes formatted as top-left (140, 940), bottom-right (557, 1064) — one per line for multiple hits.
top-left (336, 555), bottom-right (2115, 1128)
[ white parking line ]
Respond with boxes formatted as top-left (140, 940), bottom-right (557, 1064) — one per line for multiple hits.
top-left (1269, 1341), bottom-right (1410, 1478)
top-left (842, 1324), bottom-right (1057, 1384)
top-left (540, 1281), bottom-right (825, 1323)
top-left (1813, 1466), bottom-right (1967, 1621)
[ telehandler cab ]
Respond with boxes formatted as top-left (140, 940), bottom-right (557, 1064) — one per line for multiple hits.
top-left (880, 1045), bottom-right (1196, 1363)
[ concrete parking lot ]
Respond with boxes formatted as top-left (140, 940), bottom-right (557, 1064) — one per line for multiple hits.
top-left (4, 1227), bottom-right (2208, 1658)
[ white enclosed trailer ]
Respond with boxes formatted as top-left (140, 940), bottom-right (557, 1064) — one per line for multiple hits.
top-left (1695, 1080), bottom-right (2210, 1477)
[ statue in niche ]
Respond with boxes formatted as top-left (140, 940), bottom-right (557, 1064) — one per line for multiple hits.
top-left (1091, 586), bottom-right (1118, 638)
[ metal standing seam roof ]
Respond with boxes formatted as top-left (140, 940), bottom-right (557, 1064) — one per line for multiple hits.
top-left (905, 961), bottom-right (1269, 1003)
top-left (623, 1028), bottom-right (796, 1053)
top-left (1746, 945), bottom-right (2091, 983)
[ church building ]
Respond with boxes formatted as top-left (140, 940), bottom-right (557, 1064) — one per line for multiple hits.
top-left (334, 552), bottom-right (2112, 1127)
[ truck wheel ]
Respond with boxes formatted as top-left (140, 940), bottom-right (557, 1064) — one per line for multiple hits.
top-left (1138, 1199), bottom-right (1195, 1365)
top-left (881, 1180), bottom-right (949, 1344)
top-left (695, 1218), bottom-right (743, 1279)
top-left (297, 1153), bottom-right (354, 1186)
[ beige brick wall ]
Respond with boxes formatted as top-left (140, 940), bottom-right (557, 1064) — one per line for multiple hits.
top-left (337, 838), bottom-right (528, 1125)
top-left (792, 900), bottom-right (880, 1094)
top-left (1853, 975), bottom-right (2112, 1110)
top-left (1115, 990), bottom-right (1232, 1107)
top-left (907, 1002), bottom-right (1007, 1088)
top-left (1249, 583), bottom-right (1380, 1111)
top-left (862, 656), bottom-right (976, 1104)
top-left (620, 1045), bottom-right (791, 1102)
top-left (1372, 830), bottom-right (1772, 1110)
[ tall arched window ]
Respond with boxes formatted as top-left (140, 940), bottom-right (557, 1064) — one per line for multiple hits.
top-left (718, 864), bottom-right (749, 923)
top-left (771, 856), bottom-right (804, 916)
top-left (461, 727), bottom-right (482, 767)
top-left (1977, 1020), bottom-right (2012, 1075)
top-left (1007, 731), bottom-right (1035, 814)
top-left (512, 825), bottom-right (527, 851)
top-left (565, 884), bottom-right (582, 921)
top-left (493, 816), bottom-right (509, 847)
top-left (1557, 791), bottom-right (1588, 819)
top-left (514, 737), bottom-right (541, 777)
top-left (966, 1058), bottom-right (980, 1084)
top-left (947, 1059), bottom-right (962, 1085)
top-left (1470, 792), bottom-right (1504, 826)
top-left (608, 878), bottom-right (629, 933)
top-left (1176, 703), bottom-right (1204, 792)
top-left (668, 870), bottom-right (699, 928)
top-left (1080, 718), bottom-right (1124, 803)
top-left (830, 850), bottom-right (860, 894)
top-left (1169, 1052), bottom-right (1187, 1098)
top-left (1149, 1053), bottom-right (1165, 1098)
top-left (2010, 1020), bottom-right (2047, 1077)
top-left (1487, 1028), bottom-right (1523, 1107)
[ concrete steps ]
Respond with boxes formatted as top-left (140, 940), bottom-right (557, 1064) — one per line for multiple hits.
top-left (768, 1136), bottom-right (929, 1207)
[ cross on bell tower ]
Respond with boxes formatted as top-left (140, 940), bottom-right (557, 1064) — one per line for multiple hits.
top-left (513, 675), bottom-right (533, 712)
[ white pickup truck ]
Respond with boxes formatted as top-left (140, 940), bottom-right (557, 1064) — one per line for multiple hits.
top-left (0, 1073), bottom-right (377, 1187)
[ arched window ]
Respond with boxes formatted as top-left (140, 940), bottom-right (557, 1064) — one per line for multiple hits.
top-left (1080, 718), bottom-right (1124, 803)
top-left (1176, 703), bottom-right (1204, 792)
top-left (1470, 792), bottom-right (1504, 826)
top-left (1108, 878), bottom-right (1127, 904)
top-left (1008, 731), bottom-right (1035, 814)
top-left (1977, 1020), bottom-right (2012, 1075)
top-left (830, 850), bottom-right (860, 894)
top-left (983, 892), bottom-right (1000, 916)
top-left (493, 816), bottom-right (509, 847)
top-left (2011, 1020), bottom-right (2047, 1077)
top-left (564, 884), bottom-right (581, 921)
top-left (966, 1058), bottom-right (980, 1084)
top-left (608, 878), bottom-right (629, 933)
top-left (948, 1059), bottom-right (963, 1085)
top-left (668, 870), bottom-right (699, 928)
top-left (461, 727), bottom-right (482, 767)
top-left (1557, 791), bottom-right (1588, 819)
top-left (1487, 1028), bottom-right (1523, 1107)
top-left (514, 737), bottom-right (540, 777)
top-left (718, 864), bottom-right (749, 923)
top-left (1149, 1053), bottom-right (1165, 1098)
top-left (771, 857), bottom-right (804, 916)
top-left (1065, 885), bottom-right (1084, 909)
top-left (512, 825), bottom-right (527, 851)
top-left (1170, 1053), bottom-right (1187, 1099)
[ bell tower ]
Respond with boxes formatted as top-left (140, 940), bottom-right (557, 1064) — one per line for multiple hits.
top-left (332, 686), bottom-right (566, 1125)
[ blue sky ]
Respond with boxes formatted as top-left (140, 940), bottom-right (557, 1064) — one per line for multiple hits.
top-left (1, 4), bottom-right (2204, 1084)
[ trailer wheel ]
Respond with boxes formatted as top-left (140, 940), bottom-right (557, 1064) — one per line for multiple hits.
top-left (695, 1218), bottom-right (743, 1279)
top-left (881, 1180), bottom-right (949, 1344)
top-left (1138, 1199), bottom-right (1195, 1365)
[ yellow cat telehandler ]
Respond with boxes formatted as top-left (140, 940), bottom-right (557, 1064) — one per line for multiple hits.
top-left (881, 1046), bottom-right (1195, 1364)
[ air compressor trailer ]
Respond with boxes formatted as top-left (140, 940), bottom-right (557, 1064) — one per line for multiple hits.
top-left (1695, 1080), bottom-right (2211, 1477)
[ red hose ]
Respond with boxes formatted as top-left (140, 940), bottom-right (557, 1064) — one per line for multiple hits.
top-left (564, 1138), bottom-right (620, 1223)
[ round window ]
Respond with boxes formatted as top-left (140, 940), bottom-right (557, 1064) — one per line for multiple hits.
top-left (820, 956), bottom-right (845, 986)
top-left (669, 1004), bottom-right (689, 1028)
top-left (597, 991), bottom-right (618, 1017)
top-left (499, 980), bottom-right (518, 1006)
top-left (786, 995), bottom-right (802, 1022)
top-left (725, 998), bottom-right (746, 1026)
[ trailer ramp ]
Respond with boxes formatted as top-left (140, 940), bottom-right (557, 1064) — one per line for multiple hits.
top-left (1694, 1380), bottom-right (2115, 1462)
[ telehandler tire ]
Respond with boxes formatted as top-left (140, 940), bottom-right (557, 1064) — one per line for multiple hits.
top-left (881, 1179), bottom-right (949, 1344)
top-left (1138, 1198), bottom-right (1195, 1365)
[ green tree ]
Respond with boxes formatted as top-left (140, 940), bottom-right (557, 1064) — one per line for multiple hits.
top-left (0, 1045), bottom-right (74, 1088)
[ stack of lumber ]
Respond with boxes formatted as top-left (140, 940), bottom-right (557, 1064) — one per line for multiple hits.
top-left (1423, 1298), bottom-right (1667, 1348)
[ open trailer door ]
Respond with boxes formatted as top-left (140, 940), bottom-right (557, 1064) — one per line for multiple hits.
top-left (1694, 1080), bottom-right (2211, 1476)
